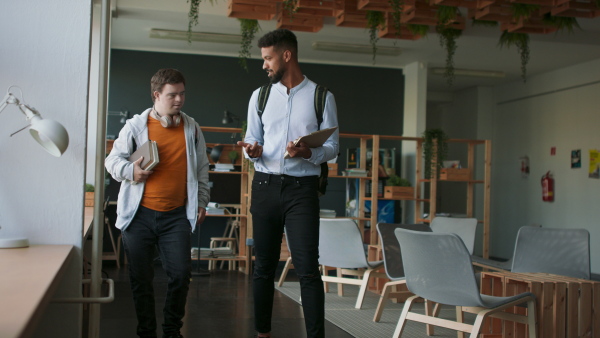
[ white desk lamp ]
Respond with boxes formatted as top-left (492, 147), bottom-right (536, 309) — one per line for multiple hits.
top-left (0, 85), bottom-right (70, 248)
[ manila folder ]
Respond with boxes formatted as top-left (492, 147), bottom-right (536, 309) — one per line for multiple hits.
top-left (284, 126), bottom-right (337, 159)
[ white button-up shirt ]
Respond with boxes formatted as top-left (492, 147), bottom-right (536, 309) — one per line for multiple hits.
top-left (244, 76), bottom-right (339, 176)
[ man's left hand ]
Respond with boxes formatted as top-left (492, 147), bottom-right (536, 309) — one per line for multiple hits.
top-left (197, 207), bottom-right (206, 225)
top-left (286, 141), bottom-right (312, 159)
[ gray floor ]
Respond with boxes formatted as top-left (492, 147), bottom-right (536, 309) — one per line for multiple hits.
top-left (276, 281), bottom-right (476, 338)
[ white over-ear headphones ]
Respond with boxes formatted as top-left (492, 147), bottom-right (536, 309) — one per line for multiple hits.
top-left (152, 107), bottom-right (181, 128)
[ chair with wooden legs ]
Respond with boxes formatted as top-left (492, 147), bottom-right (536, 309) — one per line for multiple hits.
top-left (393, 228), bottom-right (537, 338)
top-left (319, 218), bottom-right (386, 309)
top-left (372, 223), bottom-right (432, 322)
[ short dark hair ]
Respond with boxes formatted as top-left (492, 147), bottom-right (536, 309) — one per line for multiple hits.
top-left (150, 68), bottom-right (186, 102)
top-left (257, 29), bottom-right (298, 56)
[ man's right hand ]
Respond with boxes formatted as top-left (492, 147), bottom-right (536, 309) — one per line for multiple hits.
top-left (133, 156), bottom-right (153, 183)
top-left (237, 141), bottom-right (263, 158)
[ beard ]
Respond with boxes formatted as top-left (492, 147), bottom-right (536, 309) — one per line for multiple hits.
top-left (268, 68), bottom-right (285, 84)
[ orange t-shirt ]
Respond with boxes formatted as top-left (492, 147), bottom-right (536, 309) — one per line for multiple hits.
top-left (140, 116), bottom-right (187, 212)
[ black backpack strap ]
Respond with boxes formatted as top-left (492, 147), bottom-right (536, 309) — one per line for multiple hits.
top-left (256, 84), bottom-right (272, 124)
top-left (314, 84), bottom-right (328, 129)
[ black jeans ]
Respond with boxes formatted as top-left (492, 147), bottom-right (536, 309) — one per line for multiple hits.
top-left (122, 205), bottom-right (192, 338)
top-left (251, 172), bottom-right (325, 338)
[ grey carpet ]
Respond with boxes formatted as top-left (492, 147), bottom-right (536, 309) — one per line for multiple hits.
top-left (275, 282), bottom-right (476, 338)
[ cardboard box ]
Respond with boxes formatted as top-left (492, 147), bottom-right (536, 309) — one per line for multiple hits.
top-left (327, 163), bottom-right (338, 176)
top-left (439, 168), bottom-right (471, 181)
top-left (383, 186), bottom-right (414, 200)
top-left (85, 192), bottom-right (94, 206)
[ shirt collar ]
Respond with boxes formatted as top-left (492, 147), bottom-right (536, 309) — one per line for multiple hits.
top-left (273, 75), bottom-right (309, 95)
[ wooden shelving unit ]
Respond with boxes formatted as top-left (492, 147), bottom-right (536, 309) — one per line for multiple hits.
top-left (198, 126), bottom-right (252, 273)
top-left (414, 138), bottom-right (492, 259)
top-left (333, 133), bottom-right (491, 258)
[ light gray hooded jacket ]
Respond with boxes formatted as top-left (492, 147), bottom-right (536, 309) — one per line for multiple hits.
top-left (105, 109), bottom-right (210, 232)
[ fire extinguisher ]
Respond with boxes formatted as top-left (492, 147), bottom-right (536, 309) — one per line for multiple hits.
top-left (541, 171), bottom-right (554, 202)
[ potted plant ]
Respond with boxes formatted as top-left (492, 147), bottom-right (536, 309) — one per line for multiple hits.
top-left (85, 183), bottom-right (95, 206)
top-left (422, 128), bottom-right (449, 179)
top-left (228, 149), bottom-right (239, 165)
top-left (384, 175), bottom-right (414, 199)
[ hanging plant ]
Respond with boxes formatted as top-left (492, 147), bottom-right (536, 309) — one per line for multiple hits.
top-left (499, 31), bottom-right (530, 82)
top-left (407, 24), bottom-right (430, 37)
top-left (510, 3), bottom-right (540, 21)
top-left (187, 0), bottom-right (216, 44)
top-left (283, 0), bottom-right (299, 20)
top-left (366, 11), bottom-right (386, 63)
top-left (422, 128), bottom-right (449, 179)
top-left (542, 14), bottom-right (580, 33)
top-left (187, 0), bottom-right (201, 44)
top-left (389, 0), bottom-right (404, 41)
top-left (436, 6), bottom-right (462, 86)
top-left (238, 19), bottom-right (260, 72)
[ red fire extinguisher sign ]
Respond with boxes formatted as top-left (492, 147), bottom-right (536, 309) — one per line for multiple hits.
top-left (541, 171), bottom-right (554, 202)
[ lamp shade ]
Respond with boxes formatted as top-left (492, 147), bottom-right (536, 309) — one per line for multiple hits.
top-left (29, 115), bottom-right (69, 157)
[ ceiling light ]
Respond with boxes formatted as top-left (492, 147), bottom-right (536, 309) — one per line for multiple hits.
top-left (430, 68), bottom-right (506, 78)
top-left (150, 29), bottom-right (242, 44)
top-left (312, 41), bottom-right (402, 56)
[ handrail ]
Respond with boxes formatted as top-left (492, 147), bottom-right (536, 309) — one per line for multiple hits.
top-left (52, 278), bottom-right (114, 304)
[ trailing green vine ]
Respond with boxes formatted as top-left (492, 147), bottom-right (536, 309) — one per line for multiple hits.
top-left (542, 14), bottom-right (580, 33)
top-left (238, 19), bottom-right (260, 72)
top-left (407, 24), bottom-right (430, 37)
top-left (187, 0), bottom-right (216, 44)
top-left (436, 6), bottom-right (462, 86)
top-left (283, 0), bottom-right (298, 21)
top-left (187, 0), bottom-right (201, 44)
top-left (389, 0), bottom-right (404, 41)
top-left (366, 11), bottom-right (386, 63)
top-left (498, 31), bottom-right (529, 82)
top-left (422, 128), bottom-right (449, 179)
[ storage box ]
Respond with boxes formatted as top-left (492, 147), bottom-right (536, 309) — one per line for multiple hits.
top-left (85, 192), bottom-right (94, 207)
top-left (480, 271), bottom-right (600, 338)
top-left (383, 186), bottom-right (414, 200)
top-left (439, 168), bottom-right (471, 181)
top-left (327, 163), bottom-right (338, 176)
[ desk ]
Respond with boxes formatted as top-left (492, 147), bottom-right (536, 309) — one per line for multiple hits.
top-left (0, 245), bottom-right (75, 338)
top-left (480, 271), bottom-right (600, 338)
top-left (83, 206), bottom-right (94, 241)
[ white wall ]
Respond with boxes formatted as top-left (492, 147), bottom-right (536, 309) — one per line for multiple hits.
top-left (0, 1), bottom-right (92, 336)
top-left (439, 58), bottom-right (600, 273)
top-left (491, 58), bottom-right (600, 272)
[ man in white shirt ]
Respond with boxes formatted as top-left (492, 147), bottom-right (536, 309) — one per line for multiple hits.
top-left (238, 29), bottom-right (339, 338)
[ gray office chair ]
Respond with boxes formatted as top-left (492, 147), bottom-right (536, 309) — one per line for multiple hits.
top-left (511, 226), bottom-right (591, 279)
top-left (471, 223), bottom-right (541, 272)
top-left (472, 226), bottom-right (590, 280)
top-left (319, 218), bottom-right (385, 309)
top-left (393, 228), bottom-right (537, 338)
top-left (373, 223), bottom-right (432, 322)
top-left (430, 216), bottom-right (478, 254)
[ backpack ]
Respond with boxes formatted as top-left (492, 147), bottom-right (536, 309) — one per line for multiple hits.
top-left (256, 83), bottom-right (330, 196)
